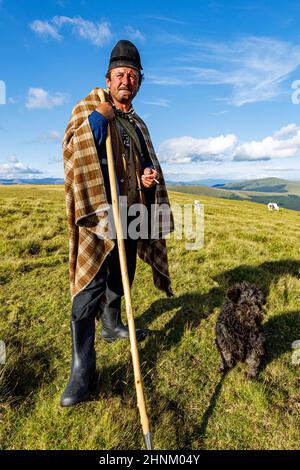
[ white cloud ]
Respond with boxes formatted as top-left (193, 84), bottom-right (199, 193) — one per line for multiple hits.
top-left (159, 124), bottom-right (300, 180)
top-left (27, 130), bottom-right (61, 143)
top-left (142, 98), bottom-right (170, 107)
top-left (37, 130), bottom-right (61, 143)
top-left (45, 130), bottom-right (61, 142)
top-left (124, 26), bottom-right (145, 42)
top-left (273, 123), bottom-right (300, 138)
top-left (150, 36), bottom-right (300, 106)
top-left (26, 88), bottom-right (68, 109)
top-left (158, 134), bottom-right (237, 163)
top-left (264, 166), bottom-right (300, 172)
top-left (30, 20), bottom-right (62, 41)
top-left (234, 124), bottom-right (300, 161)
top-left (142, 15), bottom-right (187, 25)
top-left (8, 97), bottom-right (19, 104)
top-left (30, 16), bottom-right (112, 46)
top-left (7, 155), bottom-right (18, 162)
top-left (157, 123), bottom-right (300, 167)
top-left (147, 75), bottom-right (186, 86)
top-left (0, 156), bottom-right (44, 177)
top-left (211, 111), bottom-right (229, 116)
top-left (164, 163), bottom-right (300, 182)
top-left (48, 155), bottom-right (62, 164)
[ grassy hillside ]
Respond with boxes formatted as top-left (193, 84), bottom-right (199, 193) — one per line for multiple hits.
top-left (168, 178), bottom-right (300, 211)
top-left (0, 185), bottom-right (300, 450)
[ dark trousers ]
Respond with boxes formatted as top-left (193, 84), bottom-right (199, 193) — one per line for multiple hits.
top-left (71, 237), bottom-right (138, 321)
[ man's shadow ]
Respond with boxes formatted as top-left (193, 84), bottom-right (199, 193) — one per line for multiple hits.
top-left (93, 259), bottom-right (300, 446)
top-left (95, 258), bottom-right (300, 384)
top-left (214, 259), bottom-right (300, 296)
top-left (190, 309), bottom-right (300, 446)
top-left (136, 258), bottom-right (300, 371)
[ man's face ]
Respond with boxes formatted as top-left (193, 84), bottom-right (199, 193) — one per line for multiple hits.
top-left (106, 67), bottom-right (139, 107)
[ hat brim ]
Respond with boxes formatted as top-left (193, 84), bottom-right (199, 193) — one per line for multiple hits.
top-left (108, 60), bottom-right (142, 71)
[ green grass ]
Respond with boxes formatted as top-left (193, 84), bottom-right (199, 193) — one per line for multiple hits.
top-left (0, 185), bottom-right (300, 450)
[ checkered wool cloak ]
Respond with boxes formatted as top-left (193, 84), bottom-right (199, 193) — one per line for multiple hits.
top-left (63, 87), bottom-right (174, 301)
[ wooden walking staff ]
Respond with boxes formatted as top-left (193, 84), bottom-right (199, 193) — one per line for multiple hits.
top-left (98, 88), bottom-right (152, 450)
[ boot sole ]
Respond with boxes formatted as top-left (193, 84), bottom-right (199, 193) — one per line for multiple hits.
top-left (101, 333), bottom-right (147, 343)
top-left (60, 390), bottom-right (90, 407)
top-left (60, 370), bottom-right (95, 407)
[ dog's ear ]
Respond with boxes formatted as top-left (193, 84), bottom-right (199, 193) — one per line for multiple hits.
top-left (227, 286), bottom-right (241, 303)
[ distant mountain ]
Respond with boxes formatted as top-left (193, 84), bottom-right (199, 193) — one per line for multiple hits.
top-left (169, 177), bottom-right (300, 211)
top-left (0, 178), bottom-right (64, 185)
top-left (166, 178), bottom-right (233, 187)
top-left (215, 177), bottom-right (293, 193)
top-left (0, 177), bottom-right (233, 187)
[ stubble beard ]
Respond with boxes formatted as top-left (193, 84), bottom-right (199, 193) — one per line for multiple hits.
top-left (115, 89), bottom-right (136, 106)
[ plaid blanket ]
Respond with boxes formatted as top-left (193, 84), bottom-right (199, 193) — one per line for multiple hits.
top-left (63, 87), bottom-right (174, 301)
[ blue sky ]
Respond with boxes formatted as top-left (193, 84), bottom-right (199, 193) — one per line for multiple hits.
top-left (1, 0), bottom-right (300, 182)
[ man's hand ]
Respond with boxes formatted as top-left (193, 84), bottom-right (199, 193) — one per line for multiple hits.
top-left (141, 167), bottom-right (158, 189)
top-left (95, 103), bottom-right (115, 121)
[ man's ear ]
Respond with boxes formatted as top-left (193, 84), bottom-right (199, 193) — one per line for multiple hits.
top-left (106, 77), bottom-right (111, 89)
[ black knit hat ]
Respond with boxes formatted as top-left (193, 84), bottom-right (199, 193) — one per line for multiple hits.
top-left (108, 40), bottom-right (143, 72)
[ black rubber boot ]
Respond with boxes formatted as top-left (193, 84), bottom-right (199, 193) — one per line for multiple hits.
top-left (101, 308), bottom-right (147, 343)
top-left (60, 316), bottom-right (96, 407)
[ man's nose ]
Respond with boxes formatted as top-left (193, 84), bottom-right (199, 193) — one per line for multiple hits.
top-left (121, 74), bottom-right (130, 85)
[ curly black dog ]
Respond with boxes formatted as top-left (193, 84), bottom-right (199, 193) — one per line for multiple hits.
top-left (216, 282), bottom-right (266, 378)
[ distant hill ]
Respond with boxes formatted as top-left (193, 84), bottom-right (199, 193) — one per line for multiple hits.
top-left (215, 177), bottom-right (300, 194)
top-left (166, 178), bottom-right (234, 187)
top-left (0, 177), bottom-right (232, 187)
top-left (0, 178), bottom-right (64, 185)
top-left (169, 177), bottom-right (300, 211)
top-left (2, 176), bottom-right (300, 211)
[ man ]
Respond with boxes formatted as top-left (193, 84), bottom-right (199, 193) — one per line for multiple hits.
top-left (61, 40), bottom-right (173, 407)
